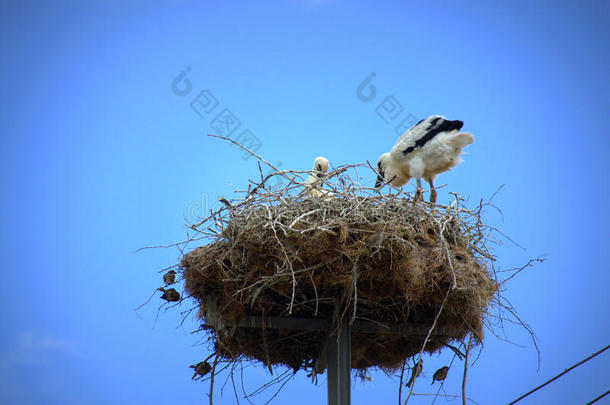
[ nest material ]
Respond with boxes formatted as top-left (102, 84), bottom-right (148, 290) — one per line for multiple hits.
top-left (182, 181), bottom-right (497, 372)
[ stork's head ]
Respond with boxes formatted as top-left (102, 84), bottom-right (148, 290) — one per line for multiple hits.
top-left (375, 153), bottom-right (391, 188)
top-left (313, 156), bottom-right (329, 174)
top-left (375, 153), bottom-right (408, 188)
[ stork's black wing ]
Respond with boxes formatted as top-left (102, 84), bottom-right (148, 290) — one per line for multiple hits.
top-left (391, 116), bottom-right (464, 157)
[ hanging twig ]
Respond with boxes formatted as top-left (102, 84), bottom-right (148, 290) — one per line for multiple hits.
top-left (397, 359), bottom-right (407, 405)
top-left (462, 334), bottom-right (473, 405)
top-left (209, 352), bottom-right (220, 405)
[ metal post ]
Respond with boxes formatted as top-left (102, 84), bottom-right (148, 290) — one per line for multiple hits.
top-left (327, 317), bottom-right (351, 405)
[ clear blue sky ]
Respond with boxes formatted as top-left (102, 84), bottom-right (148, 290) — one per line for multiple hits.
top-left (1, 0), bottom-right (609, 404)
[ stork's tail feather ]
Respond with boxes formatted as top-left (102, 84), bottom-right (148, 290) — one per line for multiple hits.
top-left (448, 131), bottom-right (474, 150)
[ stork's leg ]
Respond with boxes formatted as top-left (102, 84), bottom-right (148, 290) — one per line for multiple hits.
top-left (415, 178), bottom-right (424, 201)
top-left (408, 157), bottom-right (425, 202)
top-left (427, 178), bottom-right (437, 205)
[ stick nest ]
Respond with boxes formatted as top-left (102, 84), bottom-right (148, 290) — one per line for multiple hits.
top-left (182, 163), bottom-right (497, 373)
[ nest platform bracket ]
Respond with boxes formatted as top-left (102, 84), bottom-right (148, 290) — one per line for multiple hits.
top-left (204, 294), bottom-right (464, 405)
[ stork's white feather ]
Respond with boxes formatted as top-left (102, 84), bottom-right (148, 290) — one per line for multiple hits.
top-left (308, 188), bottom-right (334, 199)
top-left (376, 115), bottom-right (474, 203)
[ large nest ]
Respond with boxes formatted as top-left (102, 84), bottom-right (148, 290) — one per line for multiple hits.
top-left (181, 156), bottom-right (497, 373)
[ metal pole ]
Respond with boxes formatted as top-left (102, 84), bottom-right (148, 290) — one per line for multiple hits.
top-left (327, 317), bottom-right (351, 405)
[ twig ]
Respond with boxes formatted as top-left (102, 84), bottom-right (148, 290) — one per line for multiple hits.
top-left (135, 288), bottom-right (160, 312)
top-left (398, 360), bottom-right (406, 405)
top-left (500, 256), bottom-right (545, 285)
top-left (443, 343), bottom-right (465, 360)
top-left (410, 392), bottom-right (481, 405)
top-left (209, 352), bottom-right (219, 405)
top-left (462, 334), bottom-right (473, 405)
top-left (209, 134), bottom-right (286, 177)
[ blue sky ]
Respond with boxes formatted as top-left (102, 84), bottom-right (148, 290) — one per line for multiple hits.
top-left (1, 0), bottom-right (609, 404)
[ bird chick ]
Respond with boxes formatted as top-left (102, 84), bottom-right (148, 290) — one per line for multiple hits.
top-left (158, 287), bottom-right (180, 302)
top-left (406, 359), bottom-right (423, 388)
top-left (304, 156), bottom-right (333, 199)
top-left (432, 366), bottom-right (449, 385)
top-left (190, 361), bottom-right (212, 380)
top-left (376, 115), bottom-right (474, 204)
top-left (163, 270), bottom-right (176, 285)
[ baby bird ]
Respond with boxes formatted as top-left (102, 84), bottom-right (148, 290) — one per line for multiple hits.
top-left (304, 156), bottom-right (333, 199)
top-left (376, 115), bottom-right (474, 203)
top-left (190, 361), bottom-right (212, 380)
top-left (158, 287), bottom-right (180, 302)
top-left (163, 270), bottom-right (176, 285)
top-left (432, 366), bottom-right (449, 385)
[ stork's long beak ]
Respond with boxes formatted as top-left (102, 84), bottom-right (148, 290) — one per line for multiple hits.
top-left (375, 172), bottom-right (385, 188)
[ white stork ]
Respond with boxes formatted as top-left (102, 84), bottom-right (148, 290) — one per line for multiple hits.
top-left (375, 115), bottom-right (474, 203)
top-left (304, 156), bottom-right (333, 199)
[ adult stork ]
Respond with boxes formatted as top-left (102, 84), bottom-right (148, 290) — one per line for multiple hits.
top-left (375, 115), bottom-right (474, 203)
